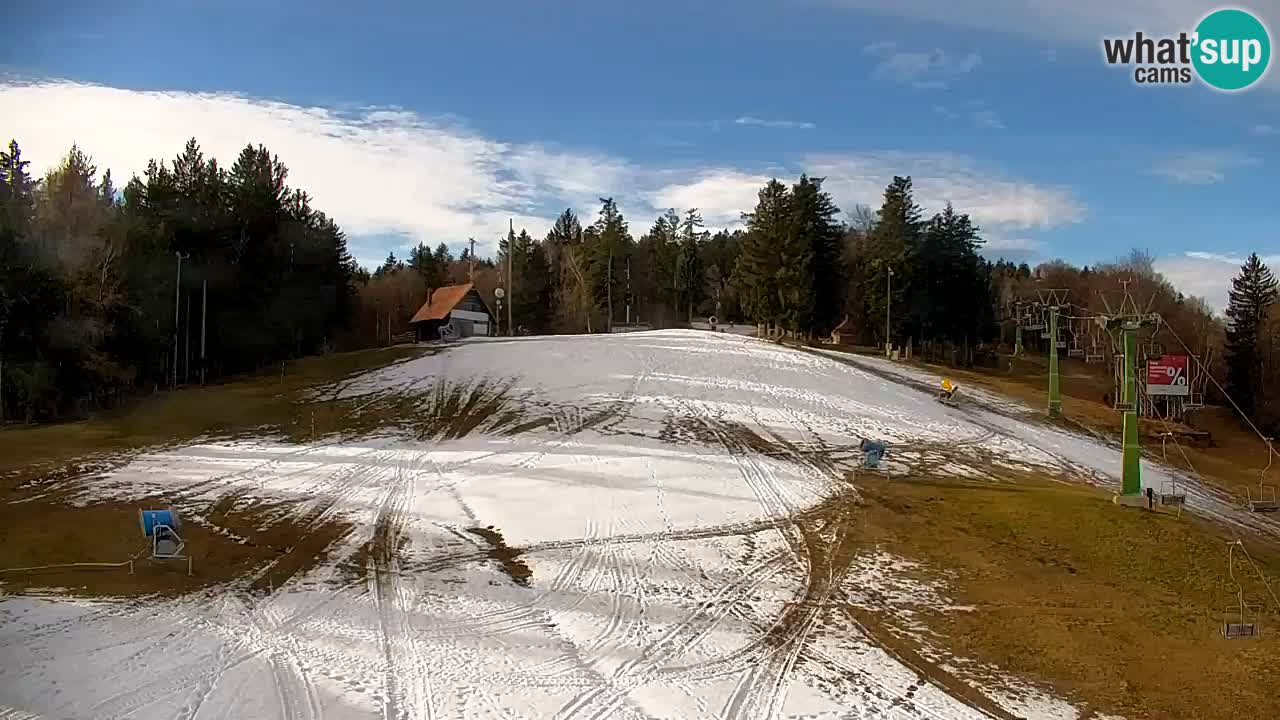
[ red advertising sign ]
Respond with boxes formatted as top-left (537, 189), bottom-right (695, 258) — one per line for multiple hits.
top-left (1146, 355), bottom-right (1189, 396)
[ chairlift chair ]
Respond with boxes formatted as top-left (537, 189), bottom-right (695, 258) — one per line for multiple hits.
top-left (1159, 479), bottom-right (1186, 516)
top-left (1248, 485), bottom-right (1279, 513)
top-left (1223, 542), bottom-right (1260, 638)
top-left (1085, 339), bottom-right (1104, 364)
top-left (1248, 442), bottom-right (1279, 513)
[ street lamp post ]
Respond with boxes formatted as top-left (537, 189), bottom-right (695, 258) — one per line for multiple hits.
top-left (173, 251), bottom-right (187, 389)
top-left (494, 287), bottom-right (506, 336)
top-left (885, 267), bottom-right (894, 356)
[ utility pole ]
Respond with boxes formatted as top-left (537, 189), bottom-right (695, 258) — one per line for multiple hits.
top-left (184, 291), bottom-right (192, 383)
top-left (625, 255), bottom-right (632, 326)
top-left (507, 220), bottom-right (515, 336)
top-left (606, 245), bottom-right (614, 333)
top-left (468, 238), bottom-right (476, 281)
top-left (0, 318), bottom-right (6, 424)
top-left (172, 251), bottom-right (186, 389)
top-left (885, 267), bottom-right (894, 356)
top-left (200, 279), bottom-right (207, 385)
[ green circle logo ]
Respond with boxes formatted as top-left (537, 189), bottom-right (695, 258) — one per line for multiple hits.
top-left (1192, 9), bottom-right (1271, 91)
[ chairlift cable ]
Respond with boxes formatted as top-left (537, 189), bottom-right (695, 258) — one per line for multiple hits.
top-left (1238, 542), bottom-right (1280, 615)
top-left (1145, 395), bottom-right (1280, 614)
top-left (1162, 322), bottom-right (1277, 460)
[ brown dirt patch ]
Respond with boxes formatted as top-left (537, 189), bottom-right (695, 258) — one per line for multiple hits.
top-left (0, 495), bottom-right (351, 598)
top-left (468, 526), bottom-right (533, 587)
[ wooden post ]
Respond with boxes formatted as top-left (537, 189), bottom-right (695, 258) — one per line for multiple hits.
top-left (200, 279), bottom-right (207, 385)
top-left (173, 252), bottom-right (184, 389)
top-left (508, 219), bottom-right (515, 336)
top-left (0, 319), bottom-right (5, 423)
top-left (184, 291), bottom-right (192, 383)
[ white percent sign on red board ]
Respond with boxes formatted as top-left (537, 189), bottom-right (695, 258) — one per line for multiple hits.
top-left (1165, 365), bottom-right (1187, 385)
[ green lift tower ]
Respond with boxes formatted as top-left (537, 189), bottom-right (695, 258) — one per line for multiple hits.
top-left (1098, 313), bottom-right (1159, 504)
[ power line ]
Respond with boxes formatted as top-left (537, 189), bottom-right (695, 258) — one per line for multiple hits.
top-left (1046, 291), bottom-right (1280, 617)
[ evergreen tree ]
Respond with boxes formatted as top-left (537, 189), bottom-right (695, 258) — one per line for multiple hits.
top-left (515, 236), bottom-right (552, 333)
top-left (433, 242), bottom-right (453, 269)
top-left (918, 203), bottom-right (990, 342)
top-left (374, 252), bottom-right (402, 279)
top-left (0, 136), bottom-right (358, 420)
top-left (788, 175), bottom-right (844, 337)
top-left (545, 209), bottom-right (592, 333)
top-left (588, 198), bottom-right (631, 330)
top-left (865, 176), bottom-right (922, 346)
top-left (701, 230), bottom-right (743, 321)
top-left (409, 242), bottom-right (445, 292)
top-left (736, 179), bottom-right (791, 328)
top-left (1224, 253), bottom-right (1278, 416)
top-left (675, 209), bottom-right (706, 323)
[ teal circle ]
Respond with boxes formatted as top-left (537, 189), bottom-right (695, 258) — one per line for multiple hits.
top-left (1192, 9), bottom-right (1271, 91)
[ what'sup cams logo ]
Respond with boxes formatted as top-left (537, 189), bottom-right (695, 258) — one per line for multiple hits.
top-left (1103, 8), bottom-right (1271, 90)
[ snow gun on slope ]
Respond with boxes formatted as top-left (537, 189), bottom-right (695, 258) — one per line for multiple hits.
top-left (859, 438), bottom-right (888, 469)
top-left (937, 378), bottom-right (960, 407)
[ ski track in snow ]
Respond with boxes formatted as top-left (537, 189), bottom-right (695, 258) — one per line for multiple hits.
top-left (2, 329), bottom-right (1222, 719)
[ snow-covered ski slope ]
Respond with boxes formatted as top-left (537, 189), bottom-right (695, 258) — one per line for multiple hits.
top-left (0, 330), bottom-right (1164, 720)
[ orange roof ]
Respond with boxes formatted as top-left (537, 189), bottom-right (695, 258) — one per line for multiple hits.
top-left (410, 282), bottom-right (480, 324)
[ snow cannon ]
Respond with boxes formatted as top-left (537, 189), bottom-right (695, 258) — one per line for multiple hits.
top-left (859, 438), bottom-right (887, 470)
top-left (138, 508), bottom-right (189, 569)
top-left (139, 508), bottom-right (180, 538)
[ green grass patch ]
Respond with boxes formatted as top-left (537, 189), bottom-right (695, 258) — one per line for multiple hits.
top-left (0, 346), bottom-right (431, 485)
top-left (852, 474), bottom-right (1280, 720)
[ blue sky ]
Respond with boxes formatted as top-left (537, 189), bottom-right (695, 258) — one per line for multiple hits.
top-left (4, 0), bottom-right (1279, 310)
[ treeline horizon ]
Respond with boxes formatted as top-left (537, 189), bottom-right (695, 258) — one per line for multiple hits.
top-left (4, 136), bottom-right (1276, 434)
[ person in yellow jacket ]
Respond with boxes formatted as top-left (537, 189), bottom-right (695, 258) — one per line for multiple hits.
top-left (939, 377), bottom-right (959, 403)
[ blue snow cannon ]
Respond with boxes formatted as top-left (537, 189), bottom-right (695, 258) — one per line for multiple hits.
top-left (139, 508), bottom-right (180, 537)
top-left (859, 438), bottom-right (887, 469)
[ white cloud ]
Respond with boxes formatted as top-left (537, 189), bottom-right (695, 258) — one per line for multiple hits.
top-left (804, 151), bottom-right (1085, 231)
top-left (971, 109), bottom-right (1005, 129)
top-left (863, 42), bottom-right (982, 89)
top-left (644, 169), bottom-right (775, 229)
top-left (841, 1), bottom-right (1209, 48)
top-left (0, 80), bottom-right (613, 266)
top-left (1154, 252), bottom-right (1280, 314)
top-left (0, 79), bottom-right (1084, 268)
top-left (939, 102), bottom-right (1006, 129)
top-left (979, 234), bottom-right (1042, 263)
top-left (1147, 151), bottom-right (1261, 185)
top-left (984, 235), bottom-right (1040, 251)
top-left (733, 116), bottom-right (816, 130)
top-left (832, 0), bottom-right (1280, 90)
